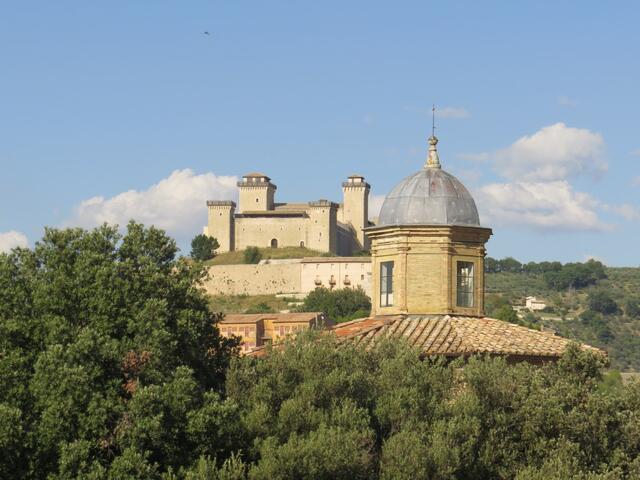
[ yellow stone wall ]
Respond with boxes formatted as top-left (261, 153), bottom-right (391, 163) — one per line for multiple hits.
top-left (204, 262), bottom-right (302, 296)
top-left (204, 258), bottom-right (373, 297)
top-left (204, 202), bottom-right (235, 253)
top-left (368, 226), bottom-right (491, 317)
top-left (234, 216), bottom-right (309, 250)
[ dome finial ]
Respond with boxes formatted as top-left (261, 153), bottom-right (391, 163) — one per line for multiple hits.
top-left (426, 105), bottom-right (441, 168)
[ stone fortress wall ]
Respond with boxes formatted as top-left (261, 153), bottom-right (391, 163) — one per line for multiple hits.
top-left (203, 257), bottom-right (372, 297)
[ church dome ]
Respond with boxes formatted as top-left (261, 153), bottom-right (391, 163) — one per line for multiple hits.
top-left (378, 136), bottom-right (480, 227)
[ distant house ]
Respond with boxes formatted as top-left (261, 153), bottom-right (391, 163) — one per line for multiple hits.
top-left (526, 296), bottom-right (547, 311)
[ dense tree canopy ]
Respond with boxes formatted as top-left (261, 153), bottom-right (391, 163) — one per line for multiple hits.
top-left (220, 332), bottom-right (640, 479)
top-left (190, 234), bottom-right (220, 262)
top-left (0, 223), bottom-right (238, 478)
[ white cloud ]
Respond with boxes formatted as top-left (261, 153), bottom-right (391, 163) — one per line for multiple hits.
top-left (557, 95), bottom-right (577, 107)
top-left (368, 194), bottom-right (386, 221)
top-left (438, 107), bottom-right (470, 119)
top-left (476, 180), bottom-right (610, 232)
top-left (0, 231), bottom-right (29, 253)
top-left (67, 169), bottom-right (238, 242)
top-left (493, 123), bottom-right (607, 181)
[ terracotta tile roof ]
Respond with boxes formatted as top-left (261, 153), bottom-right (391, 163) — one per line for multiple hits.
top-left (221, 312), bottom-right (329, 325)
top-left (331, 315), bottom-right (605, 360)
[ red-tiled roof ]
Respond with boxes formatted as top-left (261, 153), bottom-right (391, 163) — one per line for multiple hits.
top-left (332, 315), bottom-right (604, 359)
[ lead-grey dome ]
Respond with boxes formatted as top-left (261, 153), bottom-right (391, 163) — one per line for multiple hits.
top-left (377, 136), bottom-right (480, 227)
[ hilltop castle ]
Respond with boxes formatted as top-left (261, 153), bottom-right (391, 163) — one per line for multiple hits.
top-left (204, 172), bottom-right (371, 255)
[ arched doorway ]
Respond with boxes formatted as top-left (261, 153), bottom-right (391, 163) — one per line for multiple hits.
top-left (270, 238), bottom-right (278, 248)
top-left (299, 241), bottom-right (305, 248)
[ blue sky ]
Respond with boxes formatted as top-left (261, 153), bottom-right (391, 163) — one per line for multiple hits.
top-left (1, 1), bottom-right (639, 265)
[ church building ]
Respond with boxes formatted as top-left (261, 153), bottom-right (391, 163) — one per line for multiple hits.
top-left (241, 132), bottom-right (604, 363)
top-left (204, 173), bottom-right (371, 255)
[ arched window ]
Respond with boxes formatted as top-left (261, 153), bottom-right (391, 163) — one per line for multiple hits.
top-left (270, 238), bottom-right (278, 248)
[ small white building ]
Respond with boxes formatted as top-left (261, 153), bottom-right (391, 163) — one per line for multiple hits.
top-left (525, 296), bottom-right (546, 311)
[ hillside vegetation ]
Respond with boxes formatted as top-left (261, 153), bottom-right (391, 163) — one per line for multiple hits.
top-left (485, 257), bottom-right (640, 371)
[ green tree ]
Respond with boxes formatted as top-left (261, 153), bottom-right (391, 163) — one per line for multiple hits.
top-left (494, 304), bottom-right (519, 324)
top-left (297, 287), bottom-right (371, 323)
top-left (190, 234), bottom-right (220, 261)
top-left (0, 223), bottom-right (239, 478)
top-left (588, 290), bottom-right (618, 315)
top-left (499, 257), bottom-right (523, 273)
top-left (243, 247), bottom-right (262, 264)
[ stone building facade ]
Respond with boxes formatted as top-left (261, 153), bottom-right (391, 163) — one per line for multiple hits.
top-left (204, 173), bottom-right (371, 255)
top-left (219, 312), bottom-right (331, 353)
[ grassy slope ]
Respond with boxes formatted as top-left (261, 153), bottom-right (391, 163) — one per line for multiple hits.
top-left (209, 294), bottom-right (299, 314)
top-left (205, 246), bottom-right (329, 266)
top-left (486, 267), bottom-right (640, 371)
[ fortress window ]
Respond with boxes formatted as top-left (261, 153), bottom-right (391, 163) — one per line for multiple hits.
top-left (380, 261), bottom-right (394, 307)
top-left (456, 262), bottom-right (474, 308)
top-left (256, 198), bottom-right (259, 202)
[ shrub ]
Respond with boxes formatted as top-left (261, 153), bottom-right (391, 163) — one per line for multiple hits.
top-left (297, 287), bottom-right (371, 323)
top-left (245, 302), bottom-right (275, 314)
top-left (243, 246), bottom-right (262, 264)
top-left (625, 298), bottom-right (640, 318)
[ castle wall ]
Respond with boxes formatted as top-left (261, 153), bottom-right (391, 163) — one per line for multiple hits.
top-left (234, 216), bottom-right (309, 250)
top-left (203, 258), bottom-right (373, 297)
top-left (204, 262), bottom-right (302, 296)
top-left (205, 202), bottom-right (235, 253)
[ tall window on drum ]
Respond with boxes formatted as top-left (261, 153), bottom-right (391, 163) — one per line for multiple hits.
top-left (380, 261), bottom-right (394, 307)
top-left (456, 261), bottom-right (474, 307)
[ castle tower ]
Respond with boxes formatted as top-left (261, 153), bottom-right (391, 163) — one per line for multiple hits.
top-left (342, 174), bottom-right (370, 252)
top-left (204, 201), bottom-right (236, 253)
top-left (365, 135), bottom-right (492, 317)
top-left (237, 173), bottom-right (276, 213)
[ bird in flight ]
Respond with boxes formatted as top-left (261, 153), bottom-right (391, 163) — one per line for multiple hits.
top-left (203, 31), bottom-right (210, 35)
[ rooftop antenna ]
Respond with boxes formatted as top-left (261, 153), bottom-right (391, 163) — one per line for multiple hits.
top-left (426, 104), bottom-right (441, 169)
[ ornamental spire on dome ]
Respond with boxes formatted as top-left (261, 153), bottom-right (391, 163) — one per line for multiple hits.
top-left (425, 105), bottom-right (441, 169)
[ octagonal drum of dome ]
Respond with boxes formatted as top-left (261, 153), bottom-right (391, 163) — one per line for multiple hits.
top-left (377, 167), bottom-right (480, 227)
